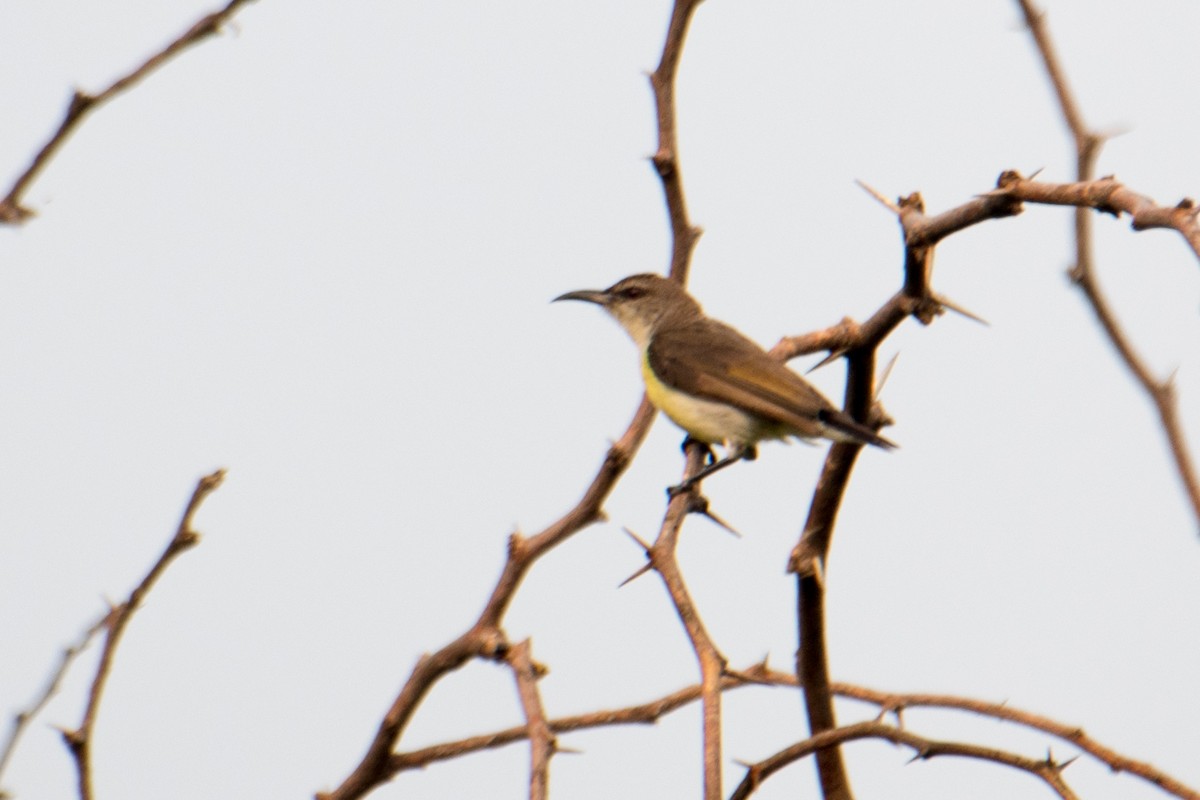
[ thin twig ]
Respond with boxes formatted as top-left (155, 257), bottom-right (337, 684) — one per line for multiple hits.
top-left (0, 0), bottom-right (258, 224)
top-left (62, 469), bottom-right (225, 800)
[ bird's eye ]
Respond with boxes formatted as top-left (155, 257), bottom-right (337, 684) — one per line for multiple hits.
top-left (621, 287), bottom-right (645, 299)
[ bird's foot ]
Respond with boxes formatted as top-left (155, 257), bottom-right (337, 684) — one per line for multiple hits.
top-left (680, 436), bottom-right (716, 465)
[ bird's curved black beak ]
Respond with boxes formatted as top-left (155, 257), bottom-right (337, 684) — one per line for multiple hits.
top-left (552, 289), bottom-right (610, 306)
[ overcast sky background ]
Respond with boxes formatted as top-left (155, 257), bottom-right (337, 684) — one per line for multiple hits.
top-left (3, 2), bottom-right (1199, 799)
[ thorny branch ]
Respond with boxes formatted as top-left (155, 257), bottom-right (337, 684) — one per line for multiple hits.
top-left (781, 166), bottom-right (1200, 798)
top-left (0, 0), bottom-right (259, 224)
top-left (782, 10), bottom-right (1200, 792)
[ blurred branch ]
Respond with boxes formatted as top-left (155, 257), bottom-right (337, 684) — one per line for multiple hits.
top-left (729, 720), bottom-right (1079, 800)
top-left (0, 0), bottom-right (258, 225)
top-left (0, 617), bottom-right (105, 798)
top-left (1017, 0), bottom-right (1200, 531)
top-left (62, 469), bottom-right (225, 800)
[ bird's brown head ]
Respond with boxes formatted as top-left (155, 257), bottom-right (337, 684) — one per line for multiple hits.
top-left (553, 273), bottom-right (701, 348)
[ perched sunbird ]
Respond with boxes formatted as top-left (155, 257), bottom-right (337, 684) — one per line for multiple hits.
top-left (555, 273), bottom-right (894, 494)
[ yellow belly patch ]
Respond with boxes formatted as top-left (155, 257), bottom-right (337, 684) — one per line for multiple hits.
top-left (641, 351), bottom-right (765, 446)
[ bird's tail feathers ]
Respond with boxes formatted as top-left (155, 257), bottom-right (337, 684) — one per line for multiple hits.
top-left (818, 409), bottom-right (897, 450)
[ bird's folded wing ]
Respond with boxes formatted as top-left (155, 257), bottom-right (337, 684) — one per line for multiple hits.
top-left (649, 324), bottom-right (895, 447)
top-left (648, 325), bottom-right (831, 437)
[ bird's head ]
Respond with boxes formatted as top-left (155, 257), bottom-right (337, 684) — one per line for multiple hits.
top-left (554, 273), bottom-right (701, 348)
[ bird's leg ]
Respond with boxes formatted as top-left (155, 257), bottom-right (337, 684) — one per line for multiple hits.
top-left (667, 443), bottom-right (756, 497)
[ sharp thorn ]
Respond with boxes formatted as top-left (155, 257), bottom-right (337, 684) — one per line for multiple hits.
top-left (805, 349), bottom-right (845, 374)
top-left (933, 292), bottom-right (990, 326)
top-left (621, 526), bottom-right (651, 551)
top-left (855, 178), bottom-right (901, 214)
top-left (618, 562), bottom-right (654, 588)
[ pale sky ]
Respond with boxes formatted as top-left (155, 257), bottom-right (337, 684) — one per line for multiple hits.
top-left (2, 2), bottom-right (1199, 799)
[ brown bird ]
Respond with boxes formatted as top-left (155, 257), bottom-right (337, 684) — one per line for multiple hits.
top-left (555, 273), bottom-right (894, 493)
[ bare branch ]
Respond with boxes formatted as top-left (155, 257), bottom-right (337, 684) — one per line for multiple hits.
top-left (62, 469), bottom-right (225, 800)
top-left (0, 0), bottom-right (258, 224)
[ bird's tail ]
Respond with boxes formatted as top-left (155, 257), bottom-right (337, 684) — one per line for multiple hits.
top-left (817, 409), bottom-right (897, 450)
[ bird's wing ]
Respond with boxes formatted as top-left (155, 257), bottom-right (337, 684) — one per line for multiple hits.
top-left (649, 322), bottom-right (894, 447)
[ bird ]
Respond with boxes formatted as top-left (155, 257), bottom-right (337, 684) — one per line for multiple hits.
top-left (554, 273), bottom-right (894, 494)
